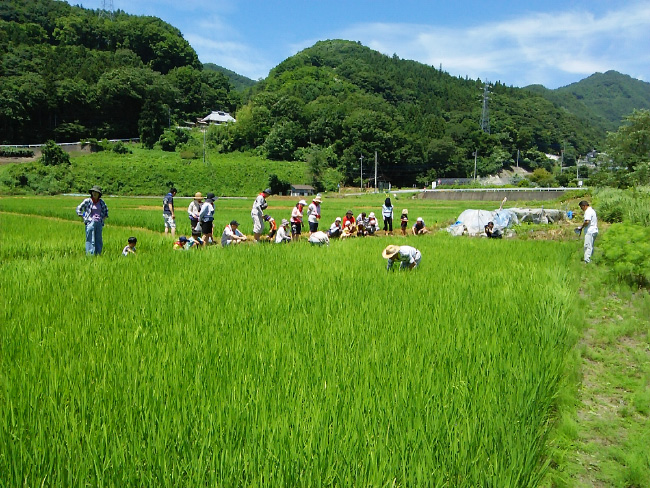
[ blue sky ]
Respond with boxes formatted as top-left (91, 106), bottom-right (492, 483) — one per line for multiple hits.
top-left (69, 0), bottom-right (650, 89)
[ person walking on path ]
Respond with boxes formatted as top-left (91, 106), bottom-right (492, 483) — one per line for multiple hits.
top-left (252, 188), bottom-right (271, 241)
top-left (577, 200), bottom-right (599, 263)
top-left (291, 199), bottom-right (307, 241)
top-left (307, 194), bottom-right (322, 235)
top-left (382, 245), bottom-right (422, 271)
top-left (163, 187), bottom-right (177, 237)
top-left (188, 192), bottom-right (203, 233)
top-left (382, 197), bottom-right (394, 234)
top-left (76, 185), bottom-right (109, 256)
top-left (199, 192), bottom-right (217, 244)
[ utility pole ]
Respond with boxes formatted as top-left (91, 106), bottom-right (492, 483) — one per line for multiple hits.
top-left (203, 128), bottom-right (206, 164)
top-left (473, 150), bottom-right (478, 180)
top-left (359, 155), bottom-right (364, 191)
top-left (99, 0), bottom-right (114, 19)
top-left (516, 149), bottom-right (520, 168)
top-left (374, 151), bottom-right (378, 192)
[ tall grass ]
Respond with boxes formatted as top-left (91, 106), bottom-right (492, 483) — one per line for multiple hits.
top-left (0, 207), bottom-right (580, 486)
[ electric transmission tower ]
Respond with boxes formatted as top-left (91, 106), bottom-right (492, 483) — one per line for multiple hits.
top-left (480, 83), bottom-right (491, 134)
top-left (99, 0), bottom-right (114, 19)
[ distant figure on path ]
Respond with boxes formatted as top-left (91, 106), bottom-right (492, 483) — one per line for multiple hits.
top-left (252, 188), bottom-right (271, 241)
top-left (163, 187), bottom-right (177, 237)
top-left (578, 200), bottom-right (599, 263)
top-left (383, 245), bottom-right (422, 271)
top-left (76, 185), bottom-right (109, 255)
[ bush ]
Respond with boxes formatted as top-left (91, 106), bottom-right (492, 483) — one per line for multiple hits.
top-left (595, 187), bottom-right (650, 226)
top-left (599, 223), bottom-right (650, 288)
top-left (40, 141), bottom-right (70, 166)
top-left (0, 148), bottom-right (34, 158)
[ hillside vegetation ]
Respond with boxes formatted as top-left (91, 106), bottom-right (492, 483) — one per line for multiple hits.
top-left (526, 70), bottom-right (650, 133)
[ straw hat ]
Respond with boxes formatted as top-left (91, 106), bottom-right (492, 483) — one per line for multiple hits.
top-left (402, 209), bottom-right (408, 215)
top-left (194, 192), bottom-right (203, 200)
top-left (313, 195), bottom-right (322, 203)
top-left (369, 212), bottom-right (375, 218)
top-left (382, 245), bottom-right (401, 259)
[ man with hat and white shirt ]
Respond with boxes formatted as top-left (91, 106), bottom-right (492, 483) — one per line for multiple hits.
top-left (328, 217), bottom-right (342, 238)
top-left (221, 220), bottom-right (247, 246)
top-left (383, 245), bottom-right (422, 271)
top-left (275, 219), bottom-right (292, 243)
top-left (412, 217), bottom-right (430, 235)
top-left (252, 188), bottom-right (271, 241)
top-left (76, 185), bottom-right (109, 255)
top-left (291, 199), bottom-right (307, 241)
top-left (307, 194), bottom-right (322, 235)
top-left (577, 200), bottom-right (598, 263)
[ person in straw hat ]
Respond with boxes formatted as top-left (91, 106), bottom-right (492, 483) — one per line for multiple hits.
top-left (187, 192), bottom-right (203, 233)
top-left (275, 219), bottom-right (292, 243)
top-left (291, 199), bottom-right (307, 241)
top-left (382, 244), bottom-right (421, 271)
top-left (400, 209), bottom-right (409, 236)
top-left (76, 185), bottom-right (109, 255)
top-left (307, 193), bottom-right (322, 235)
top-left (251, 188), bottom-right (271, 241)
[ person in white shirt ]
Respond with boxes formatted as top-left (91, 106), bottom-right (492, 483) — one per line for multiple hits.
top-left (251, 188), bottom-right (270, 241)
top-left (221, 220), bottom-right (248, 247)
top-left (291, 199), bottom-right (307, 241)
top-left (367, 212), bottom-right (380, 235)
top-left (307, 194), bottom-right (322, 234)
top-left (578, 200), bottom-right (598, 263)
top-left (198, 193), bottom-right (216, 244)
top-left (328, 217), bottom-right (342, 238)
top-left (275, 219), bottom-right (292, 243)
top-left (308, 231), bottom-right (329, 246)
top-left (382, 245), bottom-right (422, 271)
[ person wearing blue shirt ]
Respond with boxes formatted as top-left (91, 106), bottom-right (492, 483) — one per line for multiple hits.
top-left (76, 185), bottom-right (109, 255)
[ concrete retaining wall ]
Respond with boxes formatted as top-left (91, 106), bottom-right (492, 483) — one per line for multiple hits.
top-left (421, 189), bottom-right (568, 201)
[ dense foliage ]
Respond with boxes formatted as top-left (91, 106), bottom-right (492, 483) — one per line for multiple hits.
top-left (0, 0), bottom-right (236, 145)
top-left (203, 63), bottom-right (257, 92)
top-left (209, 40), bottom-right (602, 186)
top-left (526, 71), bottom-right (650, 133)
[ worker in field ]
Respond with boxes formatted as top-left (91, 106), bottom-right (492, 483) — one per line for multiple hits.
top-left (308, 230), bottom-right (330, 246)
top-left (163, 187), bottom-right (177, 237)
top-left (356, 212), bottom-right (368, 236)
top-left (400, 209), bottom-right (409, 236)
top-left (307, 194), bottom-right (322, 235)
top-left (291, 199), bottom-right (307, 241)
top-left (222, 220), bottom-right (248, 246)
top-left (122, 236), bottom-right (137, 256)
top-left (275, 219), bottom-right (292, 243)
top-left (484, 221), bottom-right (502, 239)
top-left (251, 188), bottom-right (271, 241)
top-left (198, 192), bottom-right (217, 244)
top-left (577, 200), bottom-right (598, 263)
top-left (367, 212), bottom-right (380, 235)
top-left (263, 214), bottom-right (277, 240)
top-left (383, 245), bottom-right (422, 271)
top-left (412, 217), bottom-right (430, 235)
top-left (187, 192), bottom-right (203, 234)
top-left (341, 220), bottom-right (356, 238)
top-left (76, 185), bottom-right (109, 256)
top-left (327, 217), bottom-right (342, 238)
top-left (342, 210), bottom-right (355, 228)
top-left (382, 197), bottom-right (394, 234)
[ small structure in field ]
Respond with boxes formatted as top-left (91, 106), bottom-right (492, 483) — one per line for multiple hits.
top-left (200, 111), bottom-right (236, 125)
top-left (290, 184), bottom-right (315, 197)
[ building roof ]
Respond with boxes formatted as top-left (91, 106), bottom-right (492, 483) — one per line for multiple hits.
top-left (291, 184), bottom-right (315, 190)
top-left (201, 111), bottom-right (236, 124)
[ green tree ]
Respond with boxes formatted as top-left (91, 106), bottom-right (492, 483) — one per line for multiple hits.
top-left (40, 140), bottom-right (70, 166)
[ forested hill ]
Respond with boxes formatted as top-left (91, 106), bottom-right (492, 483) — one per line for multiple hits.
top-left (526, 71), bottom-right (650, 133)
top-left (213, 40), bottom-right (601, 184)
top-left (0, 0), bottom-right (237, 145)
top-left (203, 63), bottom-right (257, 91)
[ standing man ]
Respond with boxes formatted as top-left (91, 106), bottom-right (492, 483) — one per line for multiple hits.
top-left (199, 192), bottom-right (217, 244)
top-left (163, 187), bottom-right (177, 237)
top-left (76, 185), bottom-right (108, 255)
top-left (291, 199), bottom-right (307, 241)
top-left (307, 194), bottom-right (322, 235)
top-left (578, 200), bottom-right (598, 263)
top-left (251, 188), bottom-right (271, 241)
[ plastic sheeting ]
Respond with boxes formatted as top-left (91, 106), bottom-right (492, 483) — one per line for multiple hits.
top-left (447, 207), bottom-right (565, 236)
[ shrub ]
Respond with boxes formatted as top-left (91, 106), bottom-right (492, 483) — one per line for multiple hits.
top-left (595, 187), bottom-right (650, 226)
top-left (40, 141), bottom-right (70, 166)
top-left (599, 223), bottom-right (650, 288)
top-left (0, 148), bottom-right (34, 158)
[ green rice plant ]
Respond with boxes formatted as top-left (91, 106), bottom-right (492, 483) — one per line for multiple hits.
top-left (1, 206), bottom-right (581, 487)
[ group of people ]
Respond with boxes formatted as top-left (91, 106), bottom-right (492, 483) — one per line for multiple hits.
top-left (75, 185), bottom-right (599, 266)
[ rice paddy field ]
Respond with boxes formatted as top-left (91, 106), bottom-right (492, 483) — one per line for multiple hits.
top-left (0, 194), bottom-right (582, 486)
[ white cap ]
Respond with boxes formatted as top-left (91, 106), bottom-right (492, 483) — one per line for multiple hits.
top-left (369, 212), bottom-right (375, 218)
top-left (298, 200), bottom-right (307, 205)
top-left (335, 217), bottom-right (341, 221)
top-left (417, 217), bottom-right (423, 222)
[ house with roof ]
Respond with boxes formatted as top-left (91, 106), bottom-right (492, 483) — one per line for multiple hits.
top-left (290, 184), bottom-right (315, 197)
top-left (200, 111), bottom-right (236, 125)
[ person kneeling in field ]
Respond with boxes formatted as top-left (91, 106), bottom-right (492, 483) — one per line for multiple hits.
top-left (412, 217), bottom-right (430, 235)
top-left (173, 236), bottom-right (189, 250)
top-left (122, 236), bottom-right (137, 256)
top-left (367, 212), bottom-right (380, 235)
top-left (275, 219), bottom-right (292, 243)
top-left (221, 220), bottom-right (248, 247)
top-left (341, 220), bottom-right (356, 239)
top-left (328, 217), bottom-right (342, 238)
top-left (383, 244), bottom-right (422, 271)
top-left (308, 230), bottom-right (330, 246)
top-left (187, 230), bottom-right (205, 248)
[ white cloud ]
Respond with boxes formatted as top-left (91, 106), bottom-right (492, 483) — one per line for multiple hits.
top-left (337, 2), bottom-right (650, 87)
